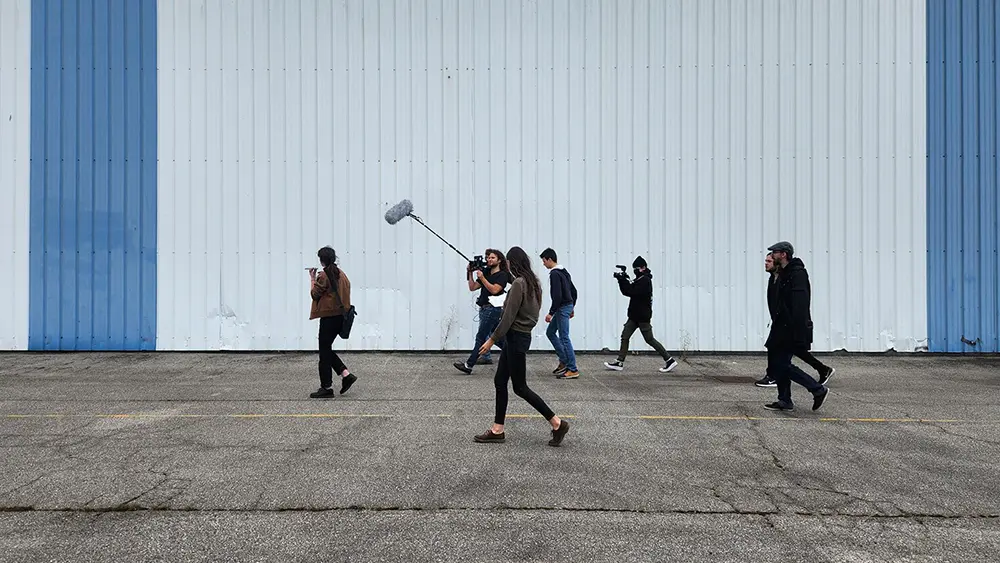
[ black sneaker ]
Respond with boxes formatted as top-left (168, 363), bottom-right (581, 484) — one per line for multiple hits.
top-left (340, 373), bottom-right (357, 394)
top-left (764, 401), bottom-right (793, 411)
top-left (603, 360), bottom-right (624, 371)
top-left (818, 367), bottom-right (835, 386)
top-left (477, 357), bottom-right (493, 365)
top-left (659, 358), bottom-right (677, 373)
top-left (755, 376), bottom-right (777, 388)
top-left (453, 362), bottom-right (472, 375)
top-left (309, 387), bottom-right (334, 399)
top-left (812, 388), bottom-right (829, 411)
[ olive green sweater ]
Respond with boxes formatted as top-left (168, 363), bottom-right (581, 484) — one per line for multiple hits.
top-left (491, 277), bottom-right (540, 341)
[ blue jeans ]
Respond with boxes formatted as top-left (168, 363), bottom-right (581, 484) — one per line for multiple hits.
top-left (769, 347), bottom-right (825, 406)
top-left (467, 306), bottom-right (503, 367)
top-left (546, 304), bottom-right (577, 371)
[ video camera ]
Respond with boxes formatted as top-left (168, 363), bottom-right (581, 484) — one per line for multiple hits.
top-left (614, 265), bottom-right (630, 281)
top-left (468, 254), bottom-right (489, 279)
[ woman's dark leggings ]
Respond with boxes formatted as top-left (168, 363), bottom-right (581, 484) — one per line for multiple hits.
top-left (318, 315), bottom-right (348, 388)
top-left (494, 330), bottom-right (555, 425)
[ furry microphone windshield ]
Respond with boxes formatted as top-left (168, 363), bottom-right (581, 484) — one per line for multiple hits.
top-left (384, 199), bottom-right (414, 225)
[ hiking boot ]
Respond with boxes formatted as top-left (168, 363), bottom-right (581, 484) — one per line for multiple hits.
top-left (553, 362), bottom-right (567, 375)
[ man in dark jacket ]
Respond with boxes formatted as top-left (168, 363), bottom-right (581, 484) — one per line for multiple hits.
top-left (540, 248), bottom-right (579, 378)
top-left (755, 252), bottom-right (836, 388)
top-left (603, 256), bottom-right (678, 373)
top-left (763, 242), bottom-right (829, 411)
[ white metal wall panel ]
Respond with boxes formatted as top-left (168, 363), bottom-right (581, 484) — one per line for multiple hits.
top-left (157, 0), bottom-right (927, 352)
top-left (0, 0), bottom-right (31, 350)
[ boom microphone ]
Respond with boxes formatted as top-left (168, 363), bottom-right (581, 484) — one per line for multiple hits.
top-left (384, 199), bottom-right (413, 225)
top-left (384, 199), bottom-right (471, 262)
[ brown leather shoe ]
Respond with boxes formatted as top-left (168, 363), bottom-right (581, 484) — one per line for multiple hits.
top-left (548, 420), bottom-right (569, 447)
top-left (474, 430), bottom-right (505, 443)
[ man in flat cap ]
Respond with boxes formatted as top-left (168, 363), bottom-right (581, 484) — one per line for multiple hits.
top-left (763, 242), bottom-right (829, 411)
top-left (603, 256), bottom-right (678, 373)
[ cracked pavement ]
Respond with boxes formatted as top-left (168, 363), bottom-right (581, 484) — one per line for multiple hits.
top-left (0, 352), bottom-right (998, 561)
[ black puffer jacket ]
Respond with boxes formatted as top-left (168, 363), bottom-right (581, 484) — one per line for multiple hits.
top-left (618, 271), bottom-right (654, 322)
top-left (765, 258), bottom-right (813, 349)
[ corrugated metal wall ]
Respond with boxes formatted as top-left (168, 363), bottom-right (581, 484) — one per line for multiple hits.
top-left (927, 0), bottom-right (1000, 353)
top-left (157, 0), bottom-right (928, 352)
top-left (0, 0), bottom-right (31, 350)
top-left (28, 0), bottom-right (158, 350)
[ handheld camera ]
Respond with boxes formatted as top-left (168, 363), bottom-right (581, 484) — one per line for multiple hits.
top-left (469, 254), bottom-right (489, 279)
top-left (614, 265), bottom-right (630, 281)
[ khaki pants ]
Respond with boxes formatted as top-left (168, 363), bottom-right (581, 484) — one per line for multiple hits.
top-left (617, 319), bottom-right (671, 362)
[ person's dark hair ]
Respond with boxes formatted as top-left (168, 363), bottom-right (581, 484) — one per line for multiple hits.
top-left (539, 248), bottom-right (557, 262)
top-left (317, 246), bottom-right (341, 283)
top-left (506, 246), bottom-right (542, 302)
top-left (485, 248), bottom-right (509, 273)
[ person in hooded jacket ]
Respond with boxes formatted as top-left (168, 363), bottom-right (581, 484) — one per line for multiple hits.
top-left (763, 242), bottom-right (829, 411)
top-left (603, 256), bottom-right (678, 373)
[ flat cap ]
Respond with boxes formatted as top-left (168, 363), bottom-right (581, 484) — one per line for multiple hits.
top-left (767, 241), bottom-right (794, 255)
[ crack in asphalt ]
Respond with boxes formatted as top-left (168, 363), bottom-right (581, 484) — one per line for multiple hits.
top-left (924, 421), bottom-right (1000, 448)
top-left (0, 505), bottom-right (996, 519)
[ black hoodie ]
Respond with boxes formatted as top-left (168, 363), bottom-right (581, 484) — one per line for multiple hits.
top-left (618, 270), bottom-right (654, 322)
top-left (766, 257), bottom-right (813, 349)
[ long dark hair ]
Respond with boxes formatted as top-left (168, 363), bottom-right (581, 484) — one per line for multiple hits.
top-left (505, 246), bottom-right (542, 302)
top-left (485, 248), bottom-right (509, 273)
top-left (317, 246), bottom-right (341, 283)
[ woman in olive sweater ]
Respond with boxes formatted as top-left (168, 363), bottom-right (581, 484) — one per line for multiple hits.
top-left (474, 246), bottom-right (569, 447)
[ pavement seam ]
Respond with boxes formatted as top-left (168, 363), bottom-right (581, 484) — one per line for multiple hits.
top-left (0, 506), bottom-right (997, 519)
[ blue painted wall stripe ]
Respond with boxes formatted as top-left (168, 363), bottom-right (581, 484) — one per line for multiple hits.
top-left (29, 0), bottom-right (157, 350)
top-left (927, 0), bottom-right (1000, 353)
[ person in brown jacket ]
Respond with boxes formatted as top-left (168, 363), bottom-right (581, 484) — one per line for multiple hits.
top-left (308, 246), bottom-right (357, 398)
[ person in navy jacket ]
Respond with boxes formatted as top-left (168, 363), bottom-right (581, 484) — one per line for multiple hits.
top-left (540, 248), bottom-right (579, 379)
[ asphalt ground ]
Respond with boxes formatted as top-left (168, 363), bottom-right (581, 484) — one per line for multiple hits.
top-left (1, 351), bottom-right (998, 562)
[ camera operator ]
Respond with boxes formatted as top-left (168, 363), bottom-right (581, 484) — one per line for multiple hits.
top-left (603, 256), bottom-right (678, 373)
top-left (454, 249), bottom-right (511, 375)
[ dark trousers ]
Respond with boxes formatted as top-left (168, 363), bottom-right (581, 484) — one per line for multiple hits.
top-left (766, 349), bottom-right (828, 378)
top-left (318, 315), bottom-right (348, 389)
top-left (617, 319), bottom-right (672, 361)
top-left (768, 347), bottom-right (825, 406)
top-left (467, 305), bottom-right (503, 367)
top-left (494, 330), bottom-right (555, 425)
